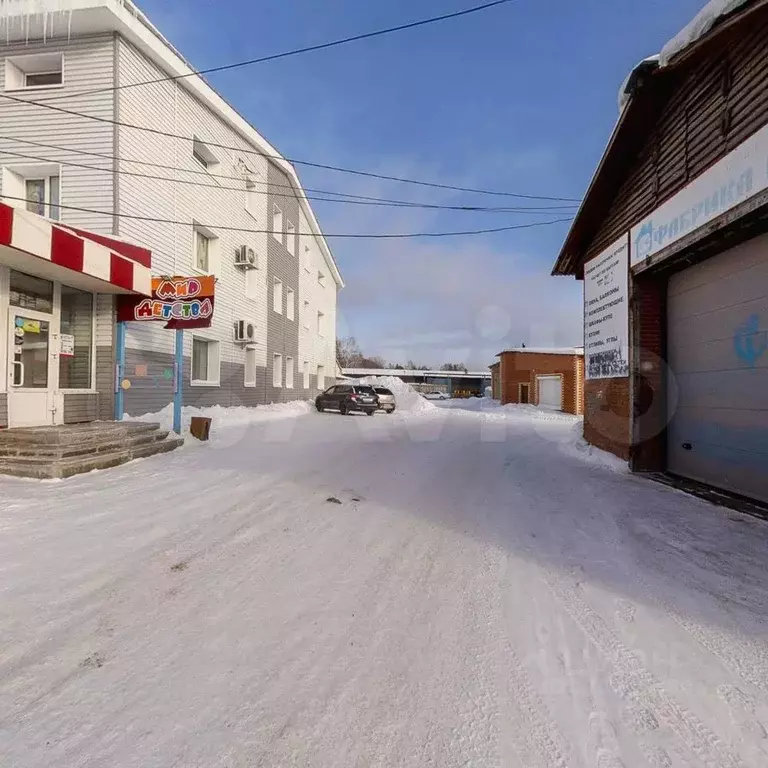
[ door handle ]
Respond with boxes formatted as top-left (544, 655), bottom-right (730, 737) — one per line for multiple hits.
top-left (11, 360), bottom-right (24, 387)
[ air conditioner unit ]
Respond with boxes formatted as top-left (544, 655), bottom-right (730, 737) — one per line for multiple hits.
top-left (235, 245), bottom-right (257, 268)
top-left (234, 319), bottom-right (257, 343)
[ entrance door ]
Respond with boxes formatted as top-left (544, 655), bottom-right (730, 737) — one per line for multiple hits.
top-left (536, 375), bottom-right (563, 411)
top-left (519, 383), bottom-right (530, 404)
top-left (7, 309), bottom-right (55, 427)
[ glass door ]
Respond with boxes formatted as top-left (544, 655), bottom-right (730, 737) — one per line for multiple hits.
top-left (7, 308), bottom-right (55, 427)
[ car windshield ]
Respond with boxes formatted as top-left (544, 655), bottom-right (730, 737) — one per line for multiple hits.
top-left (355, 386), bottom-right (376, 395)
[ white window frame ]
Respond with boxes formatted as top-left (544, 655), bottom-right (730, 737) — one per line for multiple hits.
top-left (190, 337), bottom-right (221, 387)
top-left (2, 164), bottom-right (61, 220)
top-left (273, 353), bottom-right (283, 388)
top-left (303, 244), bottom-right (312, 273)
top-left (285, 356), bottom-right (295, 389)
top-left (192, 222), bottom-right (218, 275)
top-left (245, 268), bottom-right (259, 300)
top-left (317, 364), bottom-right (325, 390)
top-left (273, 277), bottom-right (283, 314)
top-left (4, 53), bottom-right (64, 92)
top-left (286, 221), bottom-right (296, 256)
top-left (303, 360), bottom-right (310, 389)
top-left (318, 271), bottom-right (326, 288)
top-left (317, 310), bottom-right (325, 337)
top-left (303, 300), bottom-right (310, 330)
top-left (244, 346), bottom-right (257, 388)
top-left (286, 287), bottom-right (295, 321)
top-left (272, 205), bottom-right (283, 243)
top-left (192, 137), bottom-right (218, 171)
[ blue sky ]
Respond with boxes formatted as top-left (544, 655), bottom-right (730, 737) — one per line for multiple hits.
top-left (142, 0), bottom-right (706, 368)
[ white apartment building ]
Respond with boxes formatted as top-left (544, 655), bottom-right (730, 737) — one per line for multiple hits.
top-left (0, 0), bottom-right (342, 428)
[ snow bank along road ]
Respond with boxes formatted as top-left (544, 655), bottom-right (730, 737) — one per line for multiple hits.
top-left (1, 401), bottom-right (768, 768)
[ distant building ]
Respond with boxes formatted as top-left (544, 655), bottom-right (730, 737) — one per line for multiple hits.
top-left (493, 348), bottom-right (584, 414)
top-left (342, 368), bottom-right (491, 397)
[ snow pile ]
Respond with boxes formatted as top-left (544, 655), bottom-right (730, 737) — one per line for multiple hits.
top-left (357, 376), bottom-right (437, 414)
top-left (126, 400), bottom-right (312, 436)
top-left (555, 419), bottom-right (629, 472)
top-left (660, 0), bottom-right (750, 66)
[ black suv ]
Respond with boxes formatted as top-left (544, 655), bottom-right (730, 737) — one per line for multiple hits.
top-left (316, 384), bottom-right (379, 416)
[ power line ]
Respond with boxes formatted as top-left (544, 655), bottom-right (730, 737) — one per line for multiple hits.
top-left (0, 93), bottom-right (580, 202)
top-left (41, 0), bottom-right (518, 104)
top-left (0, 144), bottom-right (579, 215)
top-left (2, 135), bottom-right (576, 210)
top-left (1, 195), bottom-right (572, 238)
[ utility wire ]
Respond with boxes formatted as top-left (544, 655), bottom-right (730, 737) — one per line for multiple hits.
top-left (1, 135), bottom-right (579, 210)
top-left (0, 93), bottom-right (580, 202)
top-left (40, 0), bottom-right (518, 104)
top-left (1, 195), bottom-right (572, 238)
top-left (0, 145), bottom-right (578, 214)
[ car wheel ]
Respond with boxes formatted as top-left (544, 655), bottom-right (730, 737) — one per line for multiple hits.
top-left (340, 403), bottom-right (348, 415)
top-left (316, 403), bottom-right (324, 412)
top-left (366, 410), bottom-right (375, 416)
top-left (387, 407), bottom-right (395, 414)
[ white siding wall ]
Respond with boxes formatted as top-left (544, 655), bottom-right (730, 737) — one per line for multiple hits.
top-left (298, 210), bottom-right (338, 382)
top-left (0, 34), bottom-right (115, 232)
top-left (116, 37), bottom-right (269, 367)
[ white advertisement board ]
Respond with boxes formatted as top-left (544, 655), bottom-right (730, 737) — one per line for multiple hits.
top-left (584, 236), bottom-right (629, 380)
top-left (630, 120), bottom-right (768, 265)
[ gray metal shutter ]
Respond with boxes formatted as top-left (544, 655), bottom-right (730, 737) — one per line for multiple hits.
top-left (667, 234), bottom-right (768, 503)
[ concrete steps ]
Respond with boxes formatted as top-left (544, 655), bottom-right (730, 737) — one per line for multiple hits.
top-left (0, 422), bottom-right (184, 479)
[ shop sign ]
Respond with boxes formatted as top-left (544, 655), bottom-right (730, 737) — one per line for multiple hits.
top-left (630, 121), bottom-right (768, 266)
top-left (584, 235), bottom-right (629, 380)
top-left (117, 276), bottom-right (215, 329)
top-left (60, 334), bottom-right (75, 357)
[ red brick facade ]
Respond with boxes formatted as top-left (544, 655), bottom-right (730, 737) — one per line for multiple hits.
top-left (497, 352), bottom-right (583, 415)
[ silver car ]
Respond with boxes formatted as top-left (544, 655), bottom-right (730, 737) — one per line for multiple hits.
top-left (373, 386), bottom-right (396, 414)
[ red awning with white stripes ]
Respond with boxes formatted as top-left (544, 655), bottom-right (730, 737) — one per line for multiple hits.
top-left (0, 202), bottom-right (151, 296)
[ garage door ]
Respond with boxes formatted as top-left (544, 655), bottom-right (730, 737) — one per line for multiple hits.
top-left (536, 375), bottom-right (562, 411)
top-left (667, 233), bottom-right (768, 503)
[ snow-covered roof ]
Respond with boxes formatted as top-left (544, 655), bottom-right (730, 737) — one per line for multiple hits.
top-left (497, 347), bottom-right (583, 356)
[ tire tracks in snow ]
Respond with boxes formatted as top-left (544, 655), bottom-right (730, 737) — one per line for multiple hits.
top-left (543, 570), bottom-right (746, 768)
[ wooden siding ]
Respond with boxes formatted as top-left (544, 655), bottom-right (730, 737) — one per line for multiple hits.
top-left (583, 12), bottom-right (768, 265)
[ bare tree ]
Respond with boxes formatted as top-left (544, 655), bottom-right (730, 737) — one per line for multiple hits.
top-left (336, 336), bottom-right (363, 367)
top-left (440, 363), bottom-right (468, 373)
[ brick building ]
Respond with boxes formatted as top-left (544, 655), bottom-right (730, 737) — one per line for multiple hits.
top-left (552, 1), bottom-right (768, 504)
top-left (495, 348), bottom-right (584, 415)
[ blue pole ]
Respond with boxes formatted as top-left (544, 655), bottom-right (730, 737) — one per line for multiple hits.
top-left (173, 328), bottom-right (184, 434)
top-left (114, 321), bottom-right (126, 421)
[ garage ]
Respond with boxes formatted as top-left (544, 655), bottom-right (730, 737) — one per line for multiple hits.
top-left (667, 234), bottom-right (768, 503)
top-left (536, 375), bottom-right (563, 411)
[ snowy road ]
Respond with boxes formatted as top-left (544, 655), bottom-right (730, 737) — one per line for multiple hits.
top-left (1, 401), bottom-right (768, 768)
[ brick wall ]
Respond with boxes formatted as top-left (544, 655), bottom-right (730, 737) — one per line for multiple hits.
top-left (584, 378), bottom-right (631, 460)
top-left (499, 352), bottom-right (582, 414)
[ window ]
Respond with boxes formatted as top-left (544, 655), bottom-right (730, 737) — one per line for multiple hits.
top-left (5, 53), bottom-right (63, 91)
top-left (192, 137), bottom-right (218, 170)
top-left (317, 311), bottom-right (324, 336)
top-left (245, 179), bottom-right (259, 217)
top-left (303, 361), bottom-right (310, 389)
top-left (272, 206), bottom-right (283, 242)
top-left (286, 287), bottom-right (295, 321)
top-left (59, 286), bottom-right (94, 389)
top-left (318, 271), bottom-right (326, 288)
top-left (245, 347), bottom-right (257, 387)
top-left (245, 269), bottom-right (259, 300)
top-left (317, 364), bottom-right (325, 390)
top-left (286, 357), bottom-right (295, 389)
top-left (273, 278), bottom-right (283, 314)
top-left (303, 300), bottom-right (310, 329)
top-left (2, 165), bottom-right (61, 220)
top-left (303, 245), bottom-right (312, 273)
top-left (9, 270), bottom-right (53, 313)
top-left (191, 338), bottom-right (220, 386)
top-left (193, 223), bottom-right (218, 274)
top-left (273, 353), bottom-right (283, 387)
top-left (286, 221), bottom-right (296, 256)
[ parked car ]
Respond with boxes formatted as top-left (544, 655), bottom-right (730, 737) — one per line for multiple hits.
top-left (373, 387), bottom-right (396, 414)
top-left (422, 392), bottom-right (450, 400)
top-left (316, 384), bottom-right (379, 415)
